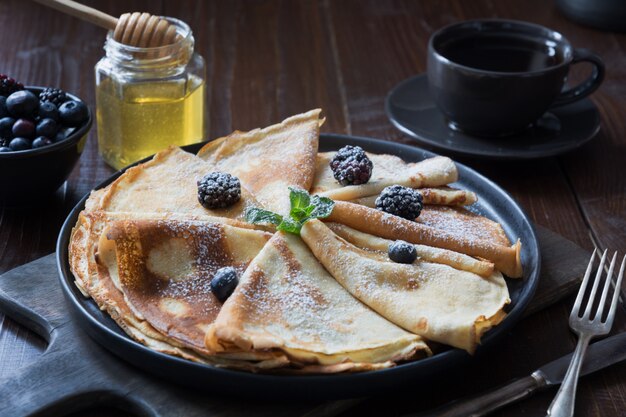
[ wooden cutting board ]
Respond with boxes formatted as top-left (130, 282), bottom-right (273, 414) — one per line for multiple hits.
top-left (0, 225), bottom-right (591, 417)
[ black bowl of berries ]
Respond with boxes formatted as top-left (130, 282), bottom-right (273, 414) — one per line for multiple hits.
top-left (0, 75), bottom-right (92, 205)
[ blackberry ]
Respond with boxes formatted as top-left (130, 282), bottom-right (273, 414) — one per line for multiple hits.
top-left (210, 266), bottom-right (239, 302)
top-left (375, 185), bottom-right (423, 220)
top-left (0, 75), bottom-right (24, 97)
top-left (388, 240), bottom-right (417, 264)
top-left (329, 145), bottom-right (373, 186)
top-left (197, 172), bottom-right (241, 209)
top-left (39, 87), bottom-right (68, 107)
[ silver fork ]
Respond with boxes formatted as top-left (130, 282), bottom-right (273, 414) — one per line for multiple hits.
top-left (546, 249), bottom-right (626, 417)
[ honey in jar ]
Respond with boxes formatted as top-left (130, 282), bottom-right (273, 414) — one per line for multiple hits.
top-left (95, 18), bottom-right (205, 169)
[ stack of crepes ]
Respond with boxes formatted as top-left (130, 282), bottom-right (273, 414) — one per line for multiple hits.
top-left (69, 109), bottom-right (522, 373)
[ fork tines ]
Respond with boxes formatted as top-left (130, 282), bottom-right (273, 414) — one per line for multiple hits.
top-left (571, 249), bottom-right (626, 326)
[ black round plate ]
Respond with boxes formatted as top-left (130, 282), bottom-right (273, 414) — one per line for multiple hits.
top-left (386, 74), bottom-right (601, 160)
top-left (56, 134), bottom-right (540, 400)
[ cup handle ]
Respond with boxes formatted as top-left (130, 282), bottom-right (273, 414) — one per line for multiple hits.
top-left (551, 48), bottom-right (605, 108)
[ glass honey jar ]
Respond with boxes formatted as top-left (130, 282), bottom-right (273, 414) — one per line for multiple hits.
top-left (95, 18), bottom-right (205, 169)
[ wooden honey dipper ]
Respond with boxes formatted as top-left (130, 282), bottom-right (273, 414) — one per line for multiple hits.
top-left (33, 0), bottom-right (180, 47)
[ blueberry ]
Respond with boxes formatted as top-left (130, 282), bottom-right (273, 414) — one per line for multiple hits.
top-left (36, 118), bottom-right (58, 138)
top-left (210, 266), bottom-right (239, 302)
top-left (54, 131), bottom-right (66, 142)
top-left (38, 101), bottom-right (59, 121)
top-left (0, 117), bottom-right (15, 138)
top-left (0, 96), bottom-right (8, 118)
top-left (12, 118), bottom-right (35, 139)
top-left (8, 137), bottom-right (31, 151)
top-left (388, 240), bottom-right (417, 264)
top-left (32, 136), bottom-right (52, 148)
top-left (58, 100), bottom-right (88, 127)
top-left (6, 90), bottom-right (39, 118)
top-left (0, 146), bottom-right (10, 152)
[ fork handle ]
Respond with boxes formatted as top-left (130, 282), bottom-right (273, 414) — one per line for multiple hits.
top-left (546, 334), bottom-right (592, 417)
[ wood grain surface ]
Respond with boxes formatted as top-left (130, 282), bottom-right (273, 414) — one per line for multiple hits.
top-left (0, 0), bottom-right (624, 416)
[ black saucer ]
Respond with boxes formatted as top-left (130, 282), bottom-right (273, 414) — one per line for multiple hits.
top-left (386, 74), bottom-right (601, 159)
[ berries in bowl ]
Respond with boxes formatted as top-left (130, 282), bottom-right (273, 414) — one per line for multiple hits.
top-left (0, 76), bottom-right (92, 205)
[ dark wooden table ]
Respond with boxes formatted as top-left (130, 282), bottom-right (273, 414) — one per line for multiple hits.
top-left (1, 1), bottom-right (624, 416)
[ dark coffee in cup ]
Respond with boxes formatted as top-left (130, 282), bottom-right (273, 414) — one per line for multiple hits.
top-left (427, 20), bottom-right (604, 137)
top-left (439, 33), bottom-right (564, 72)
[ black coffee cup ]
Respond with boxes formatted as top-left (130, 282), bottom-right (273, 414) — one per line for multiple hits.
top-left (427, 19), bottom-right (604, 137)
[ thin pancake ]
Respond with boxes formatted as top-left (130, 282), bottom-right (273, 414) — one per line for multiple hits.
top-left (71, 211), bottom-right (257, 296)
top-left (349, 187), bottom-right (477, 207)
top-left (69, 145), bottom-right (259, 343)
top-left (96, 146), bottom-right (259, 224)
top-left (336, 204), bottom-right (510, 249)
top-left (326, 222), bottom-right (495, 277)
top-left (197, 109), bottom-right (322, 215)
top-left (301, 220), bottom-right (510, 354)
top-left (70, 211), bottom-right (285, 368)
top-left (326, 201), bottom-right (523, 278)
top-left (417, 205), bottom-right (511, 248)
top-left (206, 232), bottom-right (430, 371)
top-left (98, 218), bottom-right (272, 355)
top-left (312, 152), bottom-right (458, 201)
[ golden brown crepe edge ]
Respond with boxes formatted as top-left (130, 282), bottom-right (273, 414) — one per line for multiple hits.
top-left (196, 109), bottom-right (324, 160)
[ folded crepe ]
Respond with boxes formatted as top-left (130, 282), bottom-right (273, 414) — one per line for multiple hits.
top-left (206, 232), bottom-right (430, 372)
top-left (312, 151), bottom-right (459, 201)
top-left (325, 201), bottom-right (523, 278)
top-left (197, 109), bottom-right (323, 215)
top-left (326, 223), bottom-right (495, 277)
top-left (71, 210), bottom-right (258, 299)
top-left (97, 217), bottom-right (273, 355)
top-left (92, 146), bottom-right (258, 226)
top-left (349, 187), bottom-right (477, 208)
top-left (301, 220), bottom-right (510, 353)
top-left (71, 145), bottom-right (263, 309)
top-left (417, 205), bottom-right (511, 248)
top-left (69, 211), bottom-right (288, 369)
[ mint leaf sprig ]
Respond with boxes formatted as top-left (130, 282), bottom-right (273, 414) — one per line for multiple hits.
top-left (245, 187), bottom-right (334, 235)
